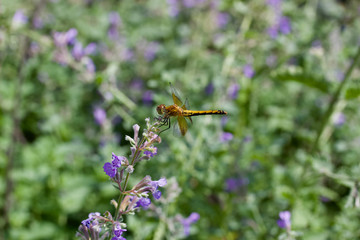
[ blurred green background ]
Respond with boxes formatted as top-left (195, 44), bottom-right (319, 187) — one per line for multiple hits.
top-left (1, 0), bottom-right (360, 239)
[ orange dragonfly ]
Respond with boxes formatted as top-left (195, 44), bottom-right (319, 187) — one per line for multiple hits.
top-left (156, 84), bottom-right (227, 136)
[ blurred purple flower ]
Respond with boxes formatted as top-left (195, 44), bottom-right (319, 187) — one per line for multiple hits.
top-left (66, 28), bottom-right (78, 45)
top-left (53, 28), bottom-right (78, 47)
top-left (72, 42), bottom-right (97, 61)
top-left (266, 0), bottom-right (282, 9)
top-left (12, 10), bottom-right (28, 27)
top-left (243, 135), bottom-right (252, 142)
top-left (227, 83), bottom-right (240, 99)
top-left (84, 43), bottom-right (97, 55)
top-left (85, 58), bottom-right (96, 74)
top-left (93, 107), bottom-right (106, 125)
top-left (219, 132), bottom-right (233, 142)
top-left (243, 64), bottom-right (255, 78)
top-left (144, 148), bottom-right (157, 158)
top-left (311, 40), bottom-right (322, 48)
top-left (320, 196), bottom-right (330, 202)
top-left (130, 78), bottom-right (144, 90)
top-left (183, 0), bottom-right (196, 8)
top-left (267, 25), bottom-right (279, 39)
top-left (332, 112), bottom-right (346, 126)
top-left (205, 82), bottom-right (214, 95)
top-left (121, 48), bottom-right (134, 62)
top-left (33, 15), bottom-right (43, 29)
top-left (167, 0), bottom-right (180, 17)
top-left (277, 211), bottom-right (291, 229)
top-left (216, 12), bottom-right (230, 29)
top-left (143, 90), bottom-right (154, 105)
top-left (108, 12), bottom-right (122, 40)
top-left (72, 42), bottom-right (84, 61)
top-left (143, 42), bottom-right (160, 62)
top-left (181, 213), bottom-right (200, 236)
top-left (278, 16), bottom-right (291, 34)
top-left (225, 177), bottom-right (249, 192)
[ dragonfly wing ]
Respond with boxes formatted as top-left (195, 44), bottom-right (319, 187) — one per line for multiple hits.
top-left (176, 116), bottom-right (188, 136)
top-left (183, 98), bottom-right (192, 123)
top-left (170, 83), bottom-right (184, 106)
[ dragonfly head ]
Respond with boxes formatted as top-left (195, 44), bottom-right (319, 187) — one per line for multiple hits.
top-left (156, 104), bottom-right (166, 115)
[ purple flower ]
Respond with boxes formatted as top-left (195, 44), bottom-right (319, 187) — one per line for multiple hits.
top-left (144, 147), bottom-right (157, 158)
top-left (32, 15), bottom-right (43, 29)
top-left (113, 222), bottom-right (127, 239)
top-left (183, 0), bottom-right (197, 8)
top-left (136, 197), bottom-right (151, 209)
top-left (12, 10), bottom-right (28, 27)
top-left (167, 0), bottom-right (180, 17)
top-left (84, 43), bottom-right (97, 55)
top-left (143, 90), bottom-right (153, 105)
top-left (266, 0), bottom-right (282, 9)
top-left (103, 153), bottom-right (123, 178)
top-left (225, 177), bottom-right (249, 192)
top-left (267, 25), bottom-right (279, 39)
top-left (181, 212), bottom-right (200, 236)
top-left (108, 12), bottom-right (122, 40)
top-left (243, 64), bottom-right (255, 78)
top-left (93, 107), bottom-right (106, 125)
top-left (205, 82), bottom-right (214, 95)
top-left (278, 16), bottom-right (291, 34)
top-left (53, 28), bottom-right (78, 47)
top-left (153, 190), bottom-right (162, 200)
top-left (81, 212), bottom-right (100, 228)
top-left (227, 83), bottom-right (240, 99)
top-left (85, 58), bottom-right (96, 74)
top-left (277, 211), bottom-right (291, 229)
top-left (72, 42), bottom-right (84, 61)
top-left (143, 42), bottom-right (160, 62)
top-left (219, 132), bottom-right (233, 142)
top-left (103, 162), bottom-right (117, 178)
top-left (65, 28), bottom-right (78, 45)
top-left (332, 112), bottom-right (346, 126)
top-left (216, 12), bottom-right (230, 29)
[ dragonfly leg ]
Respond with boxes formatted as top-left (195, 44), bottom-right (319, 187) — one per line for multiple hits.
top-left (157, 117), bottom-right (171, 136)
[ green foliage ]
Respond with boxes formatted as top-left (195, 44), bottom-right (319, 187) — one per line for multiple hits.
top-left (1, 0), bottom-right (360, 239)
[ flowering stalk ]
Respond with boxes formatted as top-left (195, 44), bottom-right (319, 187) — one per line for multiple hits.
top-left (77, 118), bottom-right (166, 240)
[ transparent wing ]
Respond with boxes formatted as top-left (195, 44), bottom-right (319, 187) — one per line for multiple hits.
top-left (170, 83), bottom-right (184, 107)
top-left (176, 116), bottom-right (188, 136)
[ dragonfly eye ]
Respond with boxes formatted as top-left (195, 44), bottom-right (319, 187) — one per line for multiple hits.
top-left (156, 104), bottom-right (165, 114)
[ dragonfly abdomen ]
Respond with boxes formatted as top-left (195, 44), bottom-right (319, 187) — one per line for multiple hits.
top-left (183, 110), bottom-right (227, 117)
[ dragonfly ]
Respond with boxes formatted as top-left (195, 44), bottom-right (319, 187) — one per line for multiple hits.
top-left (156, 84), bottom-right (227, 136)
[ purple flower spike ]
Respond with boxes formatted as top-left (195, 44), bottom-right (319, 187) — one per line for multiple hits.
top-left (227, 83), bottom-right (240, 99)
top-left (136, 197), bottom-right (151, 209)
top-left (65, 28), bottom-right (78, 45)
top-left (93, 107), bottom-right (106, 125)
top-left (143, 90), bottom-right (153, 105)
top-left (72, 41), bottom-right (84, 61)
top-left (12, 10), bottom-right (28, 27)
top-left (219, 132), bottom-right (233, 142)
top-left (103, 162), bottom-right (117, 178)
top-left (153, 190), bottom-right (162, 200)
top-left (181, 212), bottom-right (200, 236)
top-left (278, 16), bottom-right (291, 34)
top-left (167, 0), bottom-right (180, 17)
top-left (217, 12), bottom-right (230, 29)
top-left (277, 211), bottom-right (291, 229)
top-left (243, 64), bottom-right (255, 78)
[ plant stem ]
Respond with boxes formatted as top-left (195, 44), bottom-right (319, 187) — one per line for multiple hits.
top-left (312, 45), bottom-right (360, 151)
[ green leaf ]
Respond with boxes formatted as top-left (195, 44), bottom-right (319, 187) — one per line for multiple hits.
top-left (271, 68), bottom-right (330, 93)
